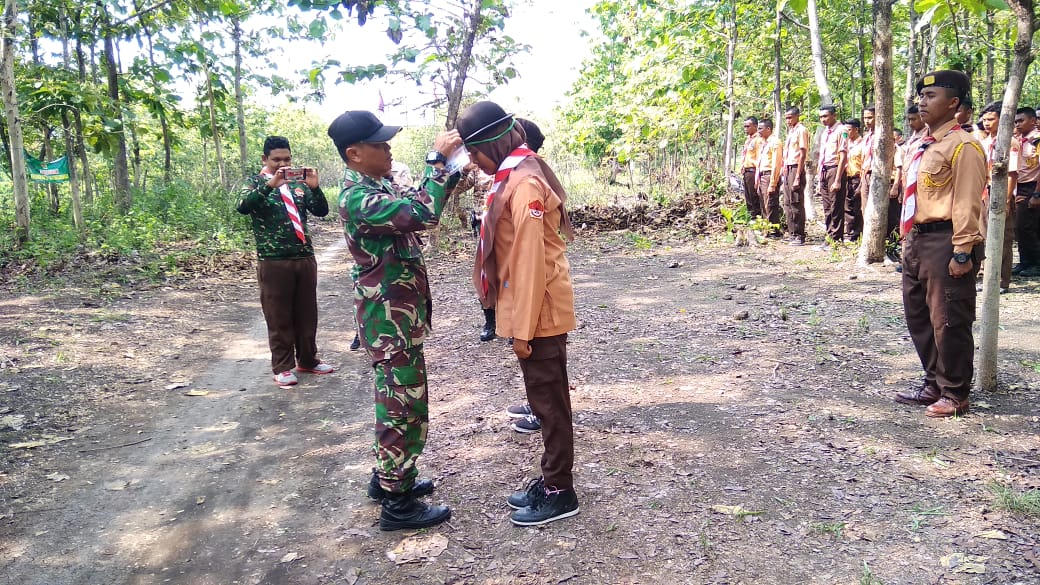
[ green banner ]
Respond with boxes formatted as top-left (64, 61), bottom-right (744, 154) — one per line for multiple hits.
top-left (25, 151), bottom-right (70, 183)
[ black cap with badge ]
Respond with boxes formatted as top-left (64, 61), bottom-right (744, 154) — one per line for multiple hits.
top-left (916, 70), bottom-right (971, 101)
top-left (327, 111), bottom-right (401, 159)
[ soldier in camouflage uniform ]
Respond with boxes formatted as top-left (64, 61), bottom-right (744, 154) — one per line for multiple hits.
top-left (237, 136), bottom-right (335, 387)
top-left (327, 110), bottom-right (462, 531)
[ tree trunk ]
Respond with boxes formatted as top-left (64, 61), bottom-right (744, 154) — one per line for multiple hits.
top-left (1, 0), bottom-right (28, 242)
top-left (72, 11), bottom-right (93, 205)
top-left (723, 1), bottom-right (736, 176)
top-left (773, 1), bottom-right (782, 130)
top-left (904, 3), bottom-right (918, 109)
top-left (807, 0), bottom-right (833, 105)
top-left (977, 0), bottom-right (1036, 391)
top-left (443, 0), bottom-right (482, 130)
top-left (42, 126), bottom-right (60, 214)
top-left (62, 109), bottom-right (83, 232)
top-left (103, 16), bottom-right (132, 212)
top-left (232, 16), bottom-right (248, 176)
top-left (984, 11), bottom-right (995, 104)
top-left (199, 29), bottom-right (229, 192)
top-left (857, 0), bottom-right (868, 107)
top-left (858, 0), bottom-right (894, 265)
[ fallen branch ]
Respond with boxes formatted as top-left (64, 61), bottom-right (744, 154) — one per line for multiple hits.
top-left (77, 437), bottom-right (152, 453)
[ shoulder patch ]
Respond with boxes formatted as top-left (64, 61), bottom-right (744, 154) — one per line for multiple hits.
top-left (529, 200), bottom-right (544, 219)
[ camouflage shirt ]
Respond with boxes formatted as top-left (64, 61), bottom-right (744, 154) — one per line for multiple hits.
top-left (339, 166), bottom-right (457, 358)
top-left (237, 174), bottom-right (330, 260)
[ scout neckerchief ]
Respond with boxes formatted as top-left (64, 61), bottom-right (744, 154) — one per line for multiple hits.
top-left (900, 125), bottom-right (961, 236)
top-left (477, 144), bottom-right (536, 296)
top-left (263, 170), bottom-right (307, 243)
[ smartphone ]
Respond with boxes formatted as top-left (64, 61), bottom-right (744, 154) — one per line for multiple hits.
top-left (282, 167), bottom-right (308, 181)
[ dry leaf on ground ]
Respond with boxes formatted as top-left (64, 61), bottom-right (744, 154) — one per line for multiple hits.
top-left (386, 533), bottom-right (449, 565)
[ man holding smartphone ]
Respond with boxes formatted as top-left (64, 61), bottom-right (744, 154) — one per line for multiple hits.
top-left (237, 135), bottom-right (335, 387)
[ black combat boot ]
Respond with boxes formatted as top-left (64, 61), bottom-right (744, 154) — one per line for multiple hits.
top-left (350, 333), bottom-right (361, 351)
top-left (479, 308), bottom-right (496, 342)
top-left (379, 494), bottom-right (452, 531)
top-left (367, 470), bottom-right (435, 501)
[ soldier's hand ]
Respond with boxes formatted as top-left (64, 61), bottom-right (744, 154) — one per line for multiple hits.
top-left (433, 130), bottom-right (463, 159)
top-left (829, 182), bottom-right (840, 194)
top-left (1030, 196), bottom-right (1040, 209)
top-left (304, 167), bottom-right (319, 189)
top-left (948, 257), bottom-right (973, 279)
top-left (512, 338), bottom-right (533, 360)
top-left (267, 168), bottom-right (288, 189)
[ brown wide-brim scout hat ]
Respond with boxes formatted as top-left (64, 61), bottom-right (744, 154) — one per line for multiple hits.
top-left (327, 111), bottom-right (401, 146)
top-left (916, 70), bottom-right (971, 100)
top-left (458, 101), bottom-right (514, 144)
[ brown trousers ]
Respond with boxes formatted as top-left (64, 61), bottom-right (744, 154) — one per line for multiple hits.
top-left (518, 334), bottom-right (574, 491)
top-left (742, 168), bottom-right (762, 217)
top-left (757, 171), bottom-right (781, 230)
top-left (843, 175), bottom-right (862, 241)
top-left (1015, 181), bottom-right (1040, 267)
top-left (901, 230), bottom-right (980, 401)
top-left (818, 165), bottom-right (845, 242)
top-left (782, 166), bottom-right (806, 239)
top-left (257, 256), bottom-right (320, 373)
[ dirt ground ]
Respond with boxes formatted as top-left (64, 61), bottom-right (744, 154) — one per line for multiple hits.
top-left (1, 215), bottom-right (1039, 585)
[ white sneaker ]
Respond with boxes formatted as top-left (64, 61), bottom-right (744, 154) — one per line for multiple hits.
top-left (296, 362), bottom-right (336, 374)
top-left (274, 371), bottom-right (298, 386)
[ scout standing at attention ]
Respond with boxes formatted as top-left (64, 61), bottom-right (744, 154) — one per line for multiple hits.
top-left (328, 110), bottom-right (461, 530)
top-left (783, 107), bottom-right (810, 245)
top-left (894, 71), bottom-right (986, 418)
top-left (237, 136), bottom-right (335, 387)
top-left (458, 101), bottom-right (580, 526)
top-left (739, 116), bottom-right (763, 218)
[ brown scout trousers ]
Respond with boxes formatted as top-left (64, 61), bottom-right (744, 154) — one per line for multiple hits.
top-left (257, 256), bottom-right (320, 374)
top-left (818, 165), bottom-right (845, 242)
top-left (742, 168), bottom-right (762, 217)
top-left (901, 228), bottom-right (980, 401)
top-left (518, 334), bottom-right (574, 491)
top-left (783, 165), bottom-right (806, 239)
top-left (757, 171), bottom-right (782, 230)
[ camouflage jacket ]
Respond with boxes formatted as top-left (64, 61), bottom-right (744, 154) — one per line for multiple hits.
top-left (339, 166), bottom-right (457, 358)
top-left (237, 174), bottom-right (330, 260)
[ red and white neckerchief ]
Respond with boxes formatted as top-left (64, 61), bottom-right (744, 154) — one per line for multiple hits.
top-left (478, 145), bottom-right (536, 296)
top-left (263, 171), bottom-right (307, 243)
top-left (900, 126), bottom-right (960, 236)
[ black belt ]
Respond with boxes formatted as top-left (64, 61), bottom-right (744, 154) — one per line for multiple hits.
top-left (912, 220), bottom-right (953, 234)
top-left (821, 164), bottom-right (838, 170)
top-left (759, 170), bottom-right (772, 175)
top-left (743, 167), bottom-right (756, 172)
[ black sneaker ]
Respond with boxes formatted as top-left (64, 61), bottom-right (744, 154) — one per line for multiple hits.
top-left (1012, 263), bottom-right (1025, 275)
top-left (507, 477), bottom-right (545, 509)
top-left (787, 237), bottom-right (805, 246)
top-left (367, 470), bottom-right (435, 501)
top-left (1021, 266), bottom-right (1040, 278)
top-left (512, 415), bottom-right (541, 434)
top-left (510, 485), bottom-right (580, 526)
top-left (506, 403), bottom-right (532, 418)
top-left (350, 333), bottom-right (361, 351)
top-left (379, 494), bottom-right (451, 531)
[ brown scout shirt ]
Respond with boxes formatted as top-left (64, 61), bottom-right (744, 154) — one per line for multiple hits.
top-left (740, 134), bottom-right (763, 170)
top-left (817, 123), bottom-right (848, 169)
top-left (784, 123), bottom-right (810, 169)
top-left (914, 119), bottom-right (986, 253)
top-left (1017, 130), bottom-right (1040, 184)
top-left (757, 134), bottom-right (783, 191)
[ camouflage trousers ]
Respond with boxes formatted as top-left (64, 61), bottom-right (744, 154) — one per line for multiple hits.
top-left (371, 345), bottom-right (429, 494)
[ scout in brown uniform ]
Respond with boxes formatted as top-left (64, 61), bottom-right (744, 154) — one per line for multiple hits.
top-left (894, 70), bottom-right (986, 418)
top-left (978, 101), bottom-right (1017, 292)
top-left (783, 107), bottom-right (810, 245)
top-left (1013, 107), bottom-right (1040, 277)
top-left (815, 105), bottom-right (848, 246)
top-left (858, 106), bottom-right (876, 211)
top-left (844, 118), bottom-right (864, 241)
top-left (756, 119), bottom-right (784, 236)
top-left (739, 116), bottom-right (764, 217)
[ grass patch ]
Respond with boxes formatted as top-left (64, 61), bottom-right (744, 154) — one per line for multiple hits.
top-left (809, 521), bottom-right (845, 539)
top-left (989, 482), bottom-right (1040, 517)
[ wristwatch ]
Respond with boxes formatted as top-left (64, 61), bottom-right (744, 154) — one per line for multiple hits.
top-left (425, 151), bottom-right (447, 166)
top-left (953, 252), bottom-right (971, 264)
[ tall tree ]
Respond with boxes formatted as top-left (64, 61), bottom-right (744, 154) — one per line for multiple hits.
top-left (1, 0), bottom-right (29, 242)
top-left (859, 0), bottom-right (896, 265)
top-left (977, 0), bottom-right (1035, 391)
top-left (806, 0), bottom-right (833, 105)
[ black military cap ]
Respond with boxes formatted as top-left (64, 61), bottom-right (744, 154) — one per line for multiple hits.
top-left (916, 70), bottom-right (971, 100)
top-left (458, 101), bottom-right (513, 143)
top-left (327, 111), bottom-right (401, 147)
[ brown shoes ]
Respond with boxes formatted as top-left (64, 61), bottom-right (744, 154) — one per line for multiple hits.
top-left (894, 381), bottom-right (941, 406)
top-left (925, 396), bottom-right (970, 418)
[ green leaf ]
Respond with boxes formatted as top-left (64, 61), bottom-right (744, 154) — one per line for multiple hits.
top-left (309, 18), bottom-right (327, 39)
